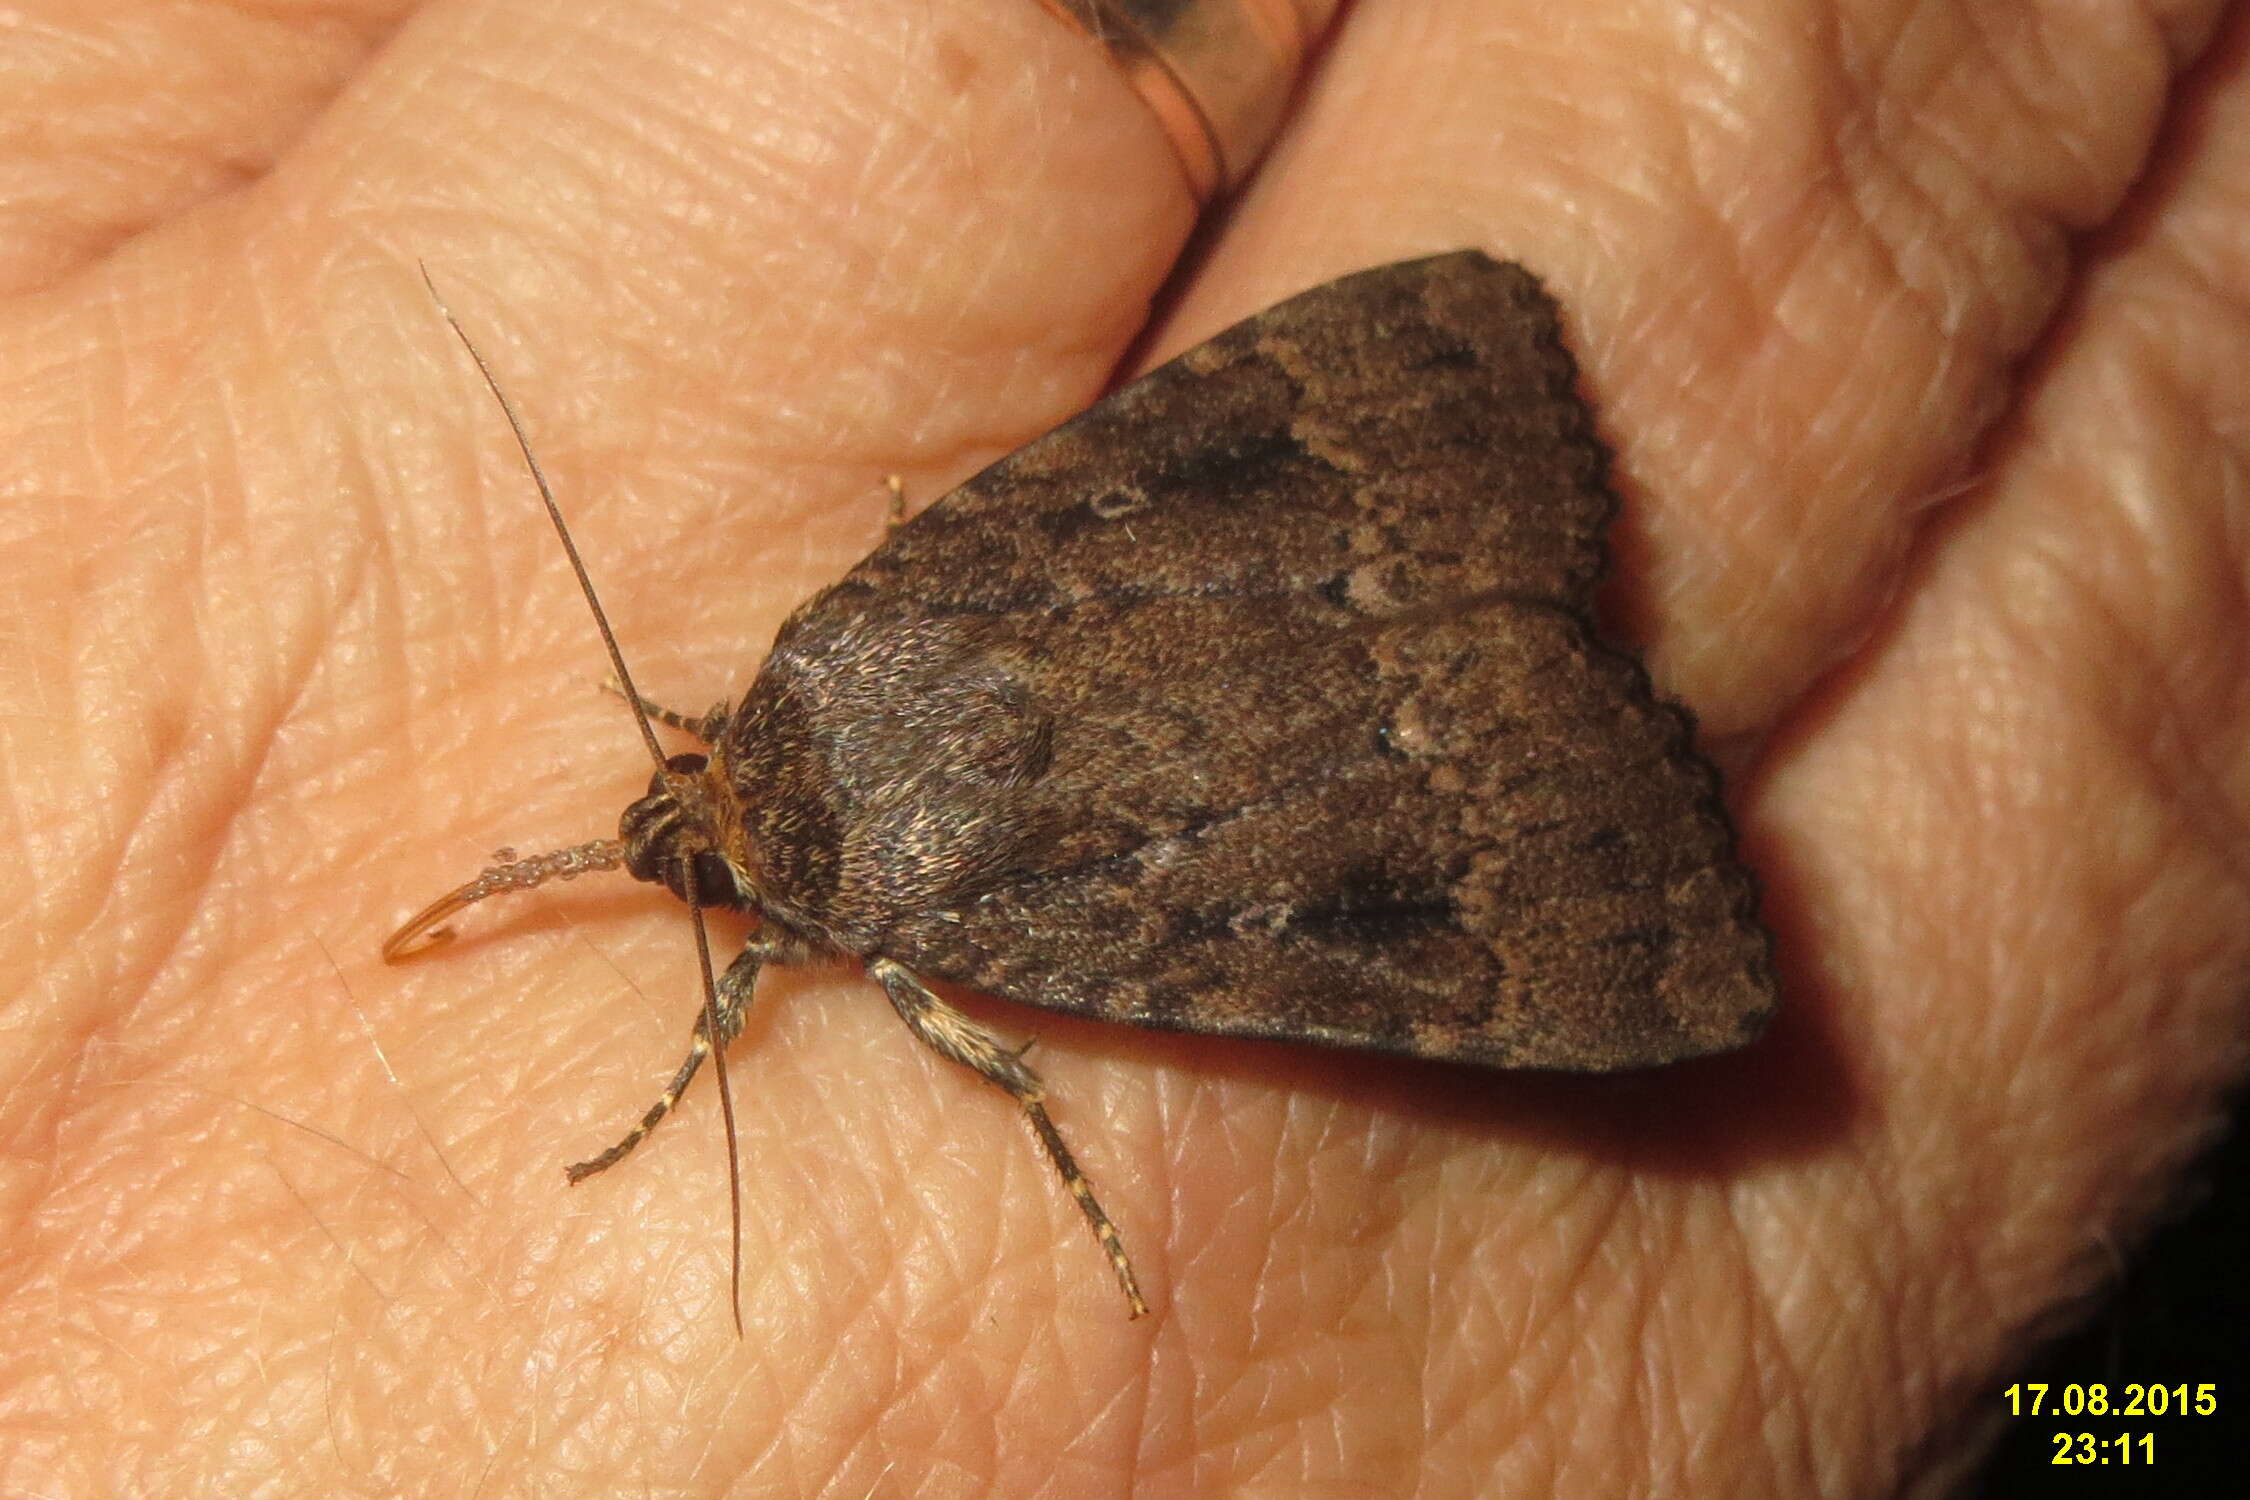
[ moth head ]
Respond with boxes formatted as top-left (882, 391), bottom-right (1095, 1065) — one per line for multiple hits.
top-left (619, 752), bottom-right (751, 910)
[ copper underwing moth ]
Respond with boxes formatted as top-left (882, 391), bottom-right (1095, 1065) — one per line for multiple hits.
top-left (387, 251), bottom-right (1777, 1323)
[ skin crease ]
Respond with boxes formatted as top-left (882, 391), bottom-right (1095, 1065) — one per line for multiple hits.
top-left (0, 0), bottom-right (2246, 1493)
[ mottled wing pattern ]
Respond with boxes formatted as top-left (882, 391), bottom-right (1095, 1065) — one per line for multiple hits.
top-left (788, 254), bottom-right (1774, 1070)
top-left (853, 253), bottom-right (1614, 624)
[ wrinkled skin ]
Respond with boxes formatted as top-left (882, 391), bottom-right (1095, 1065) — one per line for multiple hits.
top-left (3, 1), bottom-right (2247, 1495)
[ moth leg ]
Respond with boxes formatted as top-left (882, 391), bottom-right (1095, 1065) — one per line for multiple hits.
top-left (565, 936), bottom-right (768, 1183)
top-left (868, 957), bottom-right (1149, 1318)
top-left (599, 677), bottom-right (733, 742)
top-left (883, 474), bottom-right (908, 529)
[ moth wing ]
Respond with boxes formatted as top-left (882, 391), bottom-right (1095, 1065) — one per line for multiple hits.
top-left (842, 252), bottom-right (1614, 624)
top-left (866, 594), bottom-right (1772, 1071)
top-left (774, 251), bottom-right (1770, 1069)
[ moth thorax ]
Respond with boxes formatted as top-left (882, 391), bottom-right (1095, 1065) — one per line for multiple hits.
top-left (620, 752), bottom-right (746, 910)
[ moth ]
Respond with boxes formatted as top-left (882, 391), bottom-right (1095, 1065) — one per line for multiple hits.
top-left (387, 252), bottom-right (1776, 1321)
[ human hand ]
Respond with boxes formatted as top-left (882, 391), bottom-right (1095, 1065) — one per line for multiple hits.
top-left (3, 1), bottom-right (2245, 1494)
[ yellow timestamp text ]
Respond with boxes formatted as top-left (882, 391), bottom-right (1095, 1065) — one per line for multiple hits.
top-left (2049, 1432), bottom-right (2155, 1465)
top-left (2004, 1381), bottom-right (2218, 1418)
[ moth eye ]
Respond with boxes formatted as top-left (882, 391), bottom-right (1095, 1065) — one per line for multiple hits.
top-left (689, 849), bottom-right (743, 908)
top-left (650, 751), bottom-right (708, 793)
top-left (635, 845), bottom-right (743, 910)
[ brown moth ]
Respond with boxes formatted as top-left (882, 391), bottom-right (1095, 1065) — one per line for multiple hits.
top-left (388, 252), bottom-right (1777, 1321)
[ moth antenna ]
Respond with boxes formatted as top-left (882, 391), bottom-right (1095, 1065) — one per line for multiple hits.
top-left (682, 864), bottom-right (746, 1335)
top-left (416, 262), bottom-right (669, 777)
top-left (382, 840), bottom-right (626, 961)
top-left (415, 263), bottom-right (746, 1335)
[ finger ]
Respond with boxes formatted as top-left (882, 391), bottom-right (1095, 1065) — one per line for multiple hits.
top-left (1157, 0), bottom-right (2231, 731)
top-left (0, 1), bottom-right (414, 293)
top-left (1759, 6), bottom-right (2250, 1472)
top-left (307, 0), bottom-right (1196, 540)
